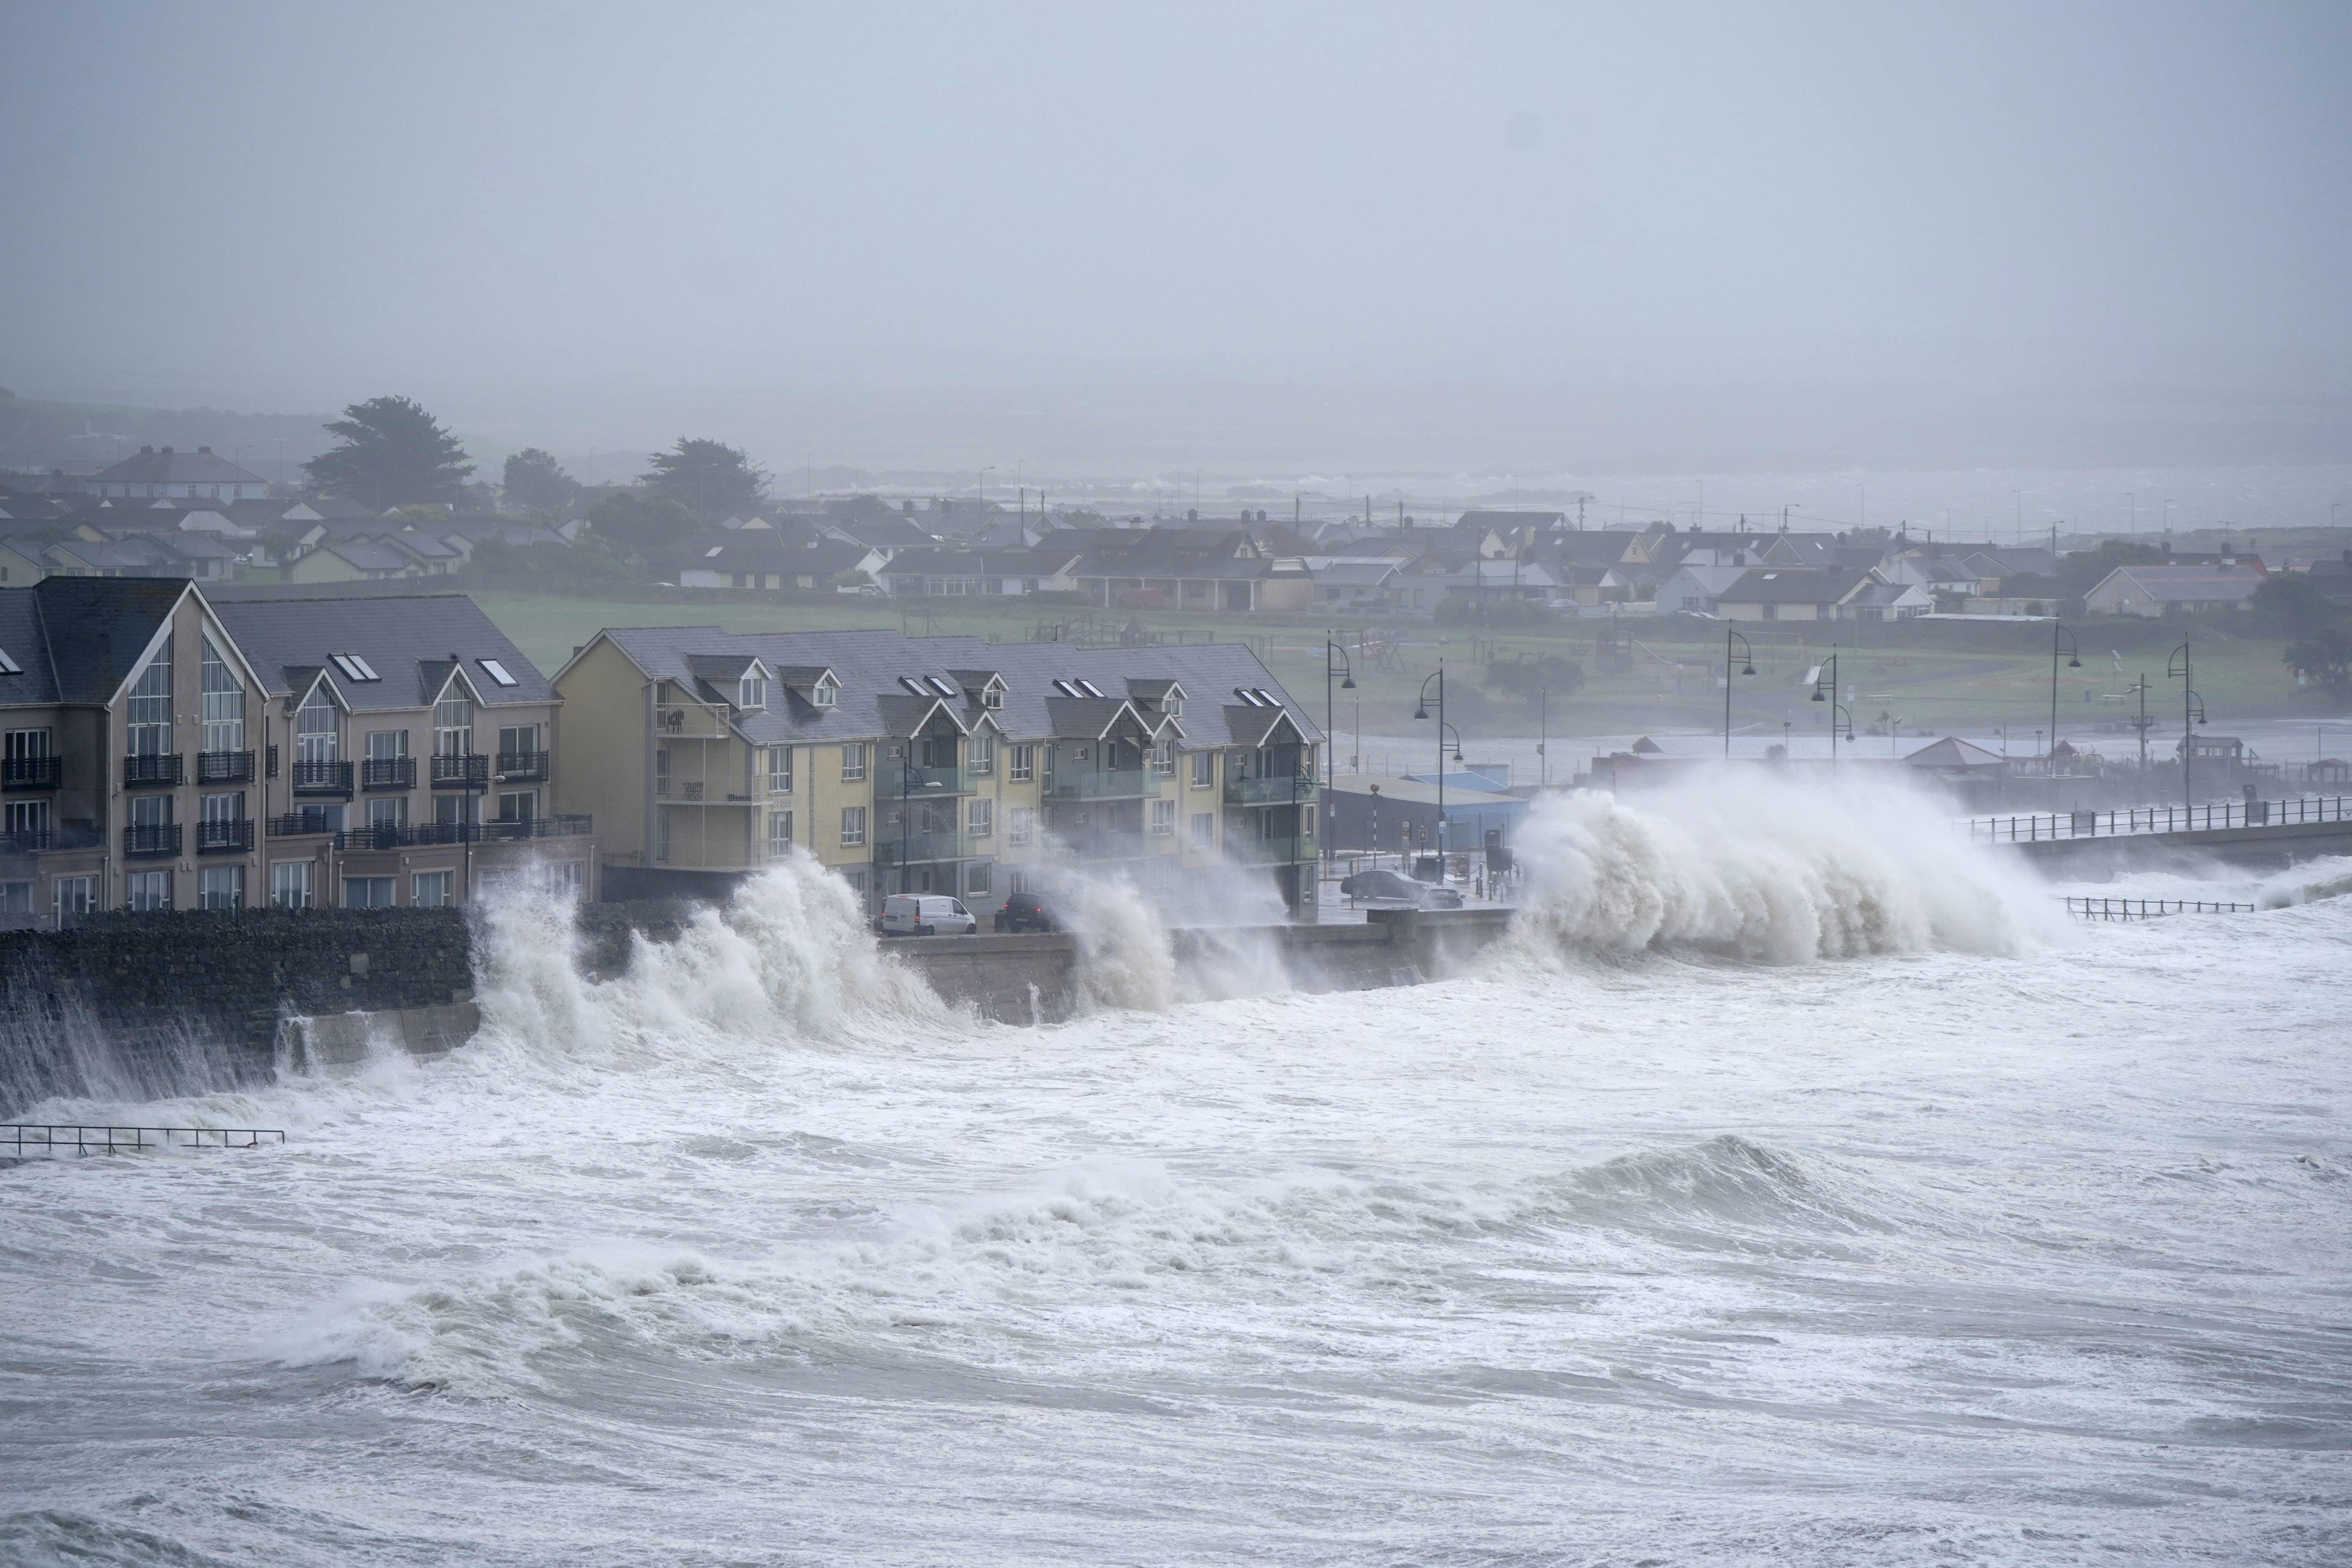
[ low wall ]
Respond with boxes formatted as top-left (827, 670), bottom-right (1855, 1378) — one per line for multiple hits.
top-left (2008, 818), bottom-right (2352, 870)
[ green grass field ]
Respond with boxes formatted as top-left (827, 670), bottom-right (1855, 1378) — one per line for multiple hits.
top-left (471, 587), bottom-right (2318, 743)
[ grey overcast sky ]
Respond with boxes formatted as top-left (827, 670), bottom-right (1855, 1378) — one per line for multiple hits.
top-left (3, 1), bottom-right (2348, 471)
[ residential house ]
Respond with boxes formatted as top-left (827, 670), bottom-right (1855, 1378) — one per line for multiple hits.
top-left (85, 446), bottom-right (271, 502)
top-left (2083, 563), bottom-right (2266, 617)
top-left (880, 546), bottom-right (1084, 598)
top-left (1059, 526), bottom-right (1313, 613)
top-left (553, 631), bottom-right (1323, 915)
top-left (1712, 567), bottom-right (1878, 622)
top-left (1652, 564), bottom-right (1750, 616)
top-left (287, 540), bottom-right (425, 583)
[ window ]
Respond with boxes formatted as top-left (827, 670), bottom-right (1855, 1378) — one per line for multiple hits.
top-left (368, 796), bottom-right (407, 829)
top-left (1151, 798), bottom-right (1176, 836)
top-left (54, 875), bottom-right (97, 924)
top-left (127, 641), bottom-right (171, 755)
top-left (498, 723), bottom-right (539, 759)
top-left (969, 731), bottom-right (995, 776)
top-left (1190, 811), bottom-right (1214, 848)
top-left (965, 862), bottom-right (992, 897)
top-left (656, 812), bottom-right (670, 862)
top-left (545, 862), bottom-right (583, 897)
top-left (6, 800), bottom-right (49, 840)
top-left (1009, 744), bottom-right (1034, 782)
top-left (1008, 806), bottom-right (1035, 846)
top-left (201, 791), bottom-right (243, 827)
top-left (412, 871), bottom-right (454, 908)
top-left (812, 673), bottom-right (838, 708)
top-left (1191, 750), bottom-right (1213, 788)
top-left (655, 746), bottom-right (670, 797)
top-left (296, 684), bottom-right (338, 763)
top-left (739, 673), bottom-right (767, 710)
top-left (1150, 740), bottom-right (1175, 777)
top-left (344, 877), bottom-right (397, 909)
top-left (434, 686), bottom-right (474, 756)
top-left (1164, 691), bottom-right (1184, 719)
top-left (1303, 804), bottom-right (1317, 840)
top-left (0, 881), bottom-right (28, 915)
top-left (478, 659), bottom-right (517, 687)
top-left (497, 789), bottom-right (536, 824)
top-left (983, 682), bottom-right (1004, 710)
top-left (127, 871), bottom-right (171, 913)
top-left (330, 653), bottom-right (380, 682)
top-left (367, 729), bottom-right (408, 760)
top-left (200, 635), bottom-right (243, 753)
top-left (5, 728), bottom-right (51, 762)
top-left (434, 794), bottom-right (474, 828)
top-left (198, 866), bottom-right (243, 911)
top-left (967, 798), bottom-right (993, 838)
top-left (839, 806), bottom-right (867, 846)
top-left (130, 793), bottom-right (171, 831)
top-left (841, 743), bottom-right (866, 782)
top-left (768, 746), bottom-right (793, 794)
top-left (768, 810), bottom-right (795, 858)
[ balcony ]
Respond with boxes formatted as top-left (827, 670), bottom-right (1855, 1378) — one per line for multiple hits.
top-left (197, 750), bottom-right (255, 785)
top-left (123, 823), bottom-right (182, 857)
top-left (340, 821), bottom-right (476, 851)
top-left (3, 756), bottom-right (60, 790)
top-left (361, 756), bottom-right (417, 790)
top-left (1228, 831), bottom-right (1318, 865)
top-left (267, 810), bottom-right (341, 837)
top-left (122, 753), bottom-right (183, 788)
top-left (654, 705), bottom-right (728, 739)
top-left (290, 759), bottom-right (354, 796)
top-left (892, 763), bottom-right (973, 796)
top-left (0, 826), bottom-right (99, 857)
top-left (496, 750), bottom-right (550, 783)
top-left (1045, 768), bottom-right (1160, 802)
top-left (430, 753), bottom-right (490, 790)
top-left (873, 828), bottom-right (976, 865)
top-left (485, 813), bottom-right (593, 843)
top-left (1224, 773), bottom-right (1318, 806)
top-left (196, 818), bottom-right (255, 854)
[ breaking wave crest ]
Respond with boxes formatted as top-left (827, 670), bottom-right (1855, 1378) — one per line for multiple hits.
top-left (1509, 776), bottom-right (2051, 963)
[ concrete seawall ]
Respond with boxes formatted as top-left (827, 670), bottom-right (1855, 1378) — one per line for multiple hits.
top-left (2006, 818), bottom-right (2352, 870)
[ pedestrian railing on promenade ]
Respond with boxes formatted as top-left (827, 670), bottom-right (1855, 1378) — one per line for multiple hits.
top-left (1969, 795), bottom-right (2350, 844)
top-left (2063, 897), bottom-right (2256, 921)
top-left (1, 1124), bottom-right (286, 1158)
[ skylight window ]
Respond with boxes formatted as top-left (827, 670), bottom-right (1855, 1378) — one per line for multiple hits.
top-left (1053, 679), bottom-right (1080, 697)
top-left (1233, 687), bottom-right (1264, 707)
top-left (705, 546), bottom-right (724, 558)
top-left (479, 659), bottom-right (518, 688)
top-left (900, 676), bottom-right (929, 695)
top-left (1075, 679), bottom-right (1105, 698)
top-left (0, 648), bottom-right (19, 675)
top-left (329, 653), bottom-right (381, 682)
top-left (926, 676), bottom-right (956, 697)
top-left (1251, 688), bottom-right (1278, 706)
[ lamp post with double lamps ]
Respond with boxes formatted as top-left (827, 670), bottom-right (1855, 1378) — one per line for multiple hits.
top-left (1414, 663), bottom-right (1455, 876)
top-left (1810, 648), bottom-right (1847, 771)
top-left (2168, 639), bottom-right (2205, 813)
top-left (1324, 636), bottom-right (1355, 789)
top-left (1723, 628), bottom-right (1757, 757)
top-left (2049, 622), bottom-right (2082, 777)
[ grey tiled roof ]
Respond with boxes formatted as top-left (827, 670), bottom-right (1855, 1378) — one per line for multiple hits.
top-left (23, 577), bottom-right (186, 704)
top-left (90, 446), bottom-right (267, 486)
top-left (210, 592), bottom-right (555, 711)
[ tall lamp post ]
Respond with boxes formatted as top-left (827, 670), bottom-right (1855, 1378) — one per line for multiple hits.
top-left (1324, 635), bottom-right (1355, 789)
top-left (1538, 689), bottom-right (1549, 788)
top-left (2168, 639), bottom-right (2203, 813)
top-left (2049, 622), bottom-right (2081, 778)
top-left (1723, 629), bottom-right (1757, 757)
top-left (1811, 648), bottom-right (1846, 771)
top-left (1414, 664), bottom-right (1450, 873)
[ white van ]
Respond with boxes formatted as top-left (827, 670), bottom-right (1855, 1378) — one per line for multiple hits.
top-left (879, 894), bottom-right (978, 936)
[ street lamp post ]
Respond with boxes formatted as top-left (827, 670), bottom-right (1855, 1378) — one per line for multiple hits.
top-left (1810, 647), bottom-right (1844, 770)
top-left (1324, 635), bottom-right (1355, 790)
top-left (2049, 622), bottom-right (2081, 778)
top-left (2168, 639), bottom-right (2205, 813)
top-left (1414, 664), bottom-right (1454, 874)
top-left (1723, 628), bottom-right (1757, 757)
top-left (1538, 689), bottom-right (1548, 788)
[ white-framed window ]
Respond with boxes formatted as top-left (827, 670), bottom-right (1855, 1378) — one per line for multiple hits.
top-left (1008, 806), bottom-right (1035, 846)
top-left (1190, 811), bottom-right (1214, 848)
top-left (6, 800), bottom-right (50, 841)
top-left (345, 877), bottom-right (396, 909)
top-left (1151, 798), bottom-right (1176, 836)
top-left (54, 874), bottom-right (98, 924)
top-left (198, 866), bottom-right (243, 910)
top-left (841, 743), bottom-right (866, 782)
top-left (1009, 744), bottom-right (1034, 782)
top-left (1303, 804), bottom-right (1316, 840)
top-left (1164, 692), bottom-right (1184, 719)
top-left (839, 806), bottom-right (867, 846)
top-left (412, 871), bottom-right (454, 907)
top-left (127, 641), bottom-right (172, 755)
top-left (983, 682), bottom-right (1004, 710)
top-left (367, 728), bottom-right (408, 760)
top-left (270, 861), bottom-right (314, 909)
top-left (655, 746), bottom-right (670, 797)
top-left (812, 673), bottom-right (839, 708)
top-left (739, 673), bottom-right (768, 710)
top-left (768, 746), bottom-right (793, 794)
top-left (368, 795), bottom-right (407, 828)
top-left (127, 870), bottom-right (171, 913)
top-left (1191, 750), bottom-right (1214, 788)
top-left (969, 731), bottom-right (995, 775)
top-left (768, 809), bottom-right (795, 858)
top-left (965, 862), bottom-right (991, 896)
top-left (545, 862), bottom-right (583, 897)
top-left (434, 686), bottom-right (474, 756)
top-left (297, 684), bottom-right (338, 763)
top-left (0, 881), bottom-right (29, 915)
top-left (1150, 740), bottom-right (1175, 777)
top-left (200, 635), bottom-right (243, 753)
top-left (967, 798), bottom-right (993, 838)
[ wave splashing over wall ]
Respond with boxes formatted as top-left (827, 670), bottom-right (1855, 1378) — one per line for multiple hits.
top-left (1510, 775), bottom-right (2050, 962)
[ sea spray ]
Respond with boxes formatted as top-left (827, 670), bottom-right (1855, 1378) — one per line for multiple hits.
top-left (1508, 773), bottom-right (2051, 963)
top-left (1032, 846), bottom-right (1296, 1011)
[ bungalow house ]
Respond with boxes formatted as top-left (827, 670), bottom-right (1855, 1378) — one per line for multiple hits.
top-left (2083, 564), bottom-right (2265, 617)
top-left (1713, 567), bottom-right (1877, 622)
top-left (1653, 564), bottom-right (1749, 615)
top-left (85, 445), bottom-right (270, 502)
top-left (287, 541), bottom-right (423, 584)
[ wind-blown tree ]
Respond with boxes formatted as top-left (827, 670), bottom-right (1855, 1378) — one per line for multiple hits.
top-left (502, 447), bottom-right (579, 512)
top-left (642, 437), bottom-right (768, 518)
top-left (303, 396), bottom-right (475, 509)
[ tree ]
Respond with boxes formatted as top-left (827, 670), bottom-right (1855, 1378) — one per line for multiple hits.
top-left (1483, 653), bottom-right (1584, 704)
top-left (2285, 626), bottom-right (2352, 702)
top-left (641, 437), bottom-right (767, 518)
top-left (503, 448), bottom-right (578, 512)
top-left (2254, 572), bottom-right (2344, 638)
top-left (303, 395), bottom-right (475, 509)
top-left (588, 490), bottom-right (699, 556)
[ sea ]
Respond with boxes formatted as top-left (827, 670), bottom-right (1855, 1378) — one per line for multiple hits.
top-left (3, 779), bottom-right (2348, 1567)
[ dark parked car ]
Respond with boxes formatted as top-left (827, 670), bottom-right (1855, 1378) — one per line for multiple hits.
top-left (1338, 867), bottom-right (1463, 908)
top-left (993, 889), bottom-right (1059, 932)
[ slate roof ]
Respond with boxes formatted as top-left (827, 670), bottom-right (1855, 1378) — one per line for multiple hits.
top-left (1716, 567), bottom-right (1874, 605)
top-left (209, 592), bottom-right (555, 711)
top-left (21, 577), bottom-right (187, 704)
top-left (89, 446), bottom-right (269, 487)
top-left (2096, 564), bottom-right (2265, 603)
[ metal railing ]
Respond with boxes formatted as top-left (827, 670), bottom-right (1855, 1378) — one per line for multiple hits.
top-left (496, 750), bottom-right (549, 782)
top-left (122, 753), bottom-right (183, 788)
top-left (2, 1124), bottom-right (285, 1158)
top-left (2065, 897), bottom-right (2257, 921)
top-left (360, 756), bottom-right (417, 790)
top-left (1224, 772), bottom-right (1318, 806)
top-left (894, 763), bottom-right (973, 796)
top-left (195, 818), bottom-right (254, 853)
top-left (337, 814), bottom-right (593, 851)
top-left (290, 759), bottom-right (354, 795)
top-left (1969, 795), bottom-right (2350, 844)
top-left (122, 823), bottom-right (182, 857)
top-left (485, 813), bottom-right (591, 842)
top-left (268, 810), bottom-right (340, 837)
top-left (430, 753), bottom-right (490, 789)
top-left (2, 756), bottom-right (60, 789)
top-left (196, 750), bottom-right (254, 784)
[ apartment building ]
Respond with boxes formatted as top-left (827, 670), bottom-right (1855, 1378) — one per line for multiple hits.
top-left (553, 630), bottom-right (1321, 914)
top-left (0, 579), bottom-right (590, 926)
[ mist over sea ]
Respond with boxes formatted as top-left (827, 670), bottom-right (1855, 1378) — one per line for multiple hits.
top-left (3, 784), bottom-right (2348, 1566)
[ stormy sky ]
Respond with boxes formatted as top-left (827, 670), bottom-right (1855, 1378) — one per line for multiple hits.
top-left (3, 1), bottom-right (2348, 472)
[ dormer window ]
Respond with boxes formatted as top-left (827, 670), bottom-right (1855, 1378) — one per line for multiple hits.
top-left (739, 674), bottom-right (767, 710)
top-left (983, 682), bottom-right (1004, 710)
top-left (813, 673), bottom-right (838, 708)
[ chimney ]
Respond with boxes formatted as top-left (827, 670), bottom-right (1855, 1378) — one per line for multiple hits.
top-left (160, 446), bottom-right (173, 455)
top-left (198, 445), bottom-right (212, 454)
top-left (139, 445), bottom-right (154, 454)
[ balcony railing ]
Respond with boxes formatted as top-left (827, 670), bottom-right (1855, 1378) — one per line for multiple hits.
top-left (893, 763), bottom-right (973, 796)
top-left (196, 750), bottom-right (255, 785)
top-left (290, 759), bottom-right (354, 796)
top-left (123, 823), bottom-right (182, 857)
top-left (1228, 831), bottom-right (1318, 864)
top-left (361, 756), bottom-right (417, 790)
top-left (267, 810), bottom-right (341, 837)
top-left (495, 750), bottom-right (549, 782)
top-left (484, 813), bottom-right (592, 842)
top-left (196, 818), bottom-right (255, 854)
top-left (340, 821), bottom-right (476, 850)
top-left (3, 756), bottom-right (60, 790)
top-left (431, 753), bottom-right (490, 790)
top-left (0, 825), bottom-right (99, 857)
top-left (1223, 773), bottom-right (1318, 806)
top-left (873, 828), bottom-right (976, 865)
top-left (122, 753), bottom-right (183, 788)
top-left (1045, 768), bottom-right (1160, 801)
